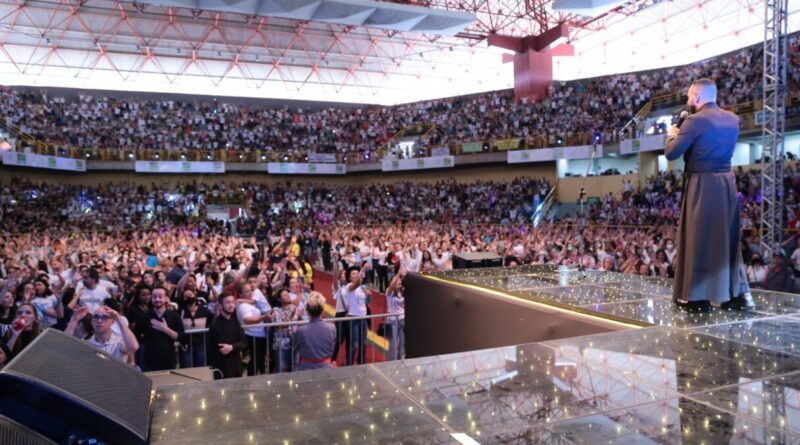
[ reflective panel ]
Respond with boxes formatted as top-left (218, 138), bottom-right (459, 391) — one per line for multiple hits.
top-left (544, 327), bottom-right (800, 394)
top-left (149, 366), bottom-right (454, 445)
top-left (692, 315), bottom-right (800, 358)
top-left (372, 340), bottom-right (679, 439)
top-left (687, 372), bottom-right (800, 440)
top-left (525, 284), bottom-right (661, 307)
top-left (542, 397), bottom-right (792, 445)
top-left (428, 266), bottom-right (800, 328)
top-left (583, 297), bottom-right (770, 328)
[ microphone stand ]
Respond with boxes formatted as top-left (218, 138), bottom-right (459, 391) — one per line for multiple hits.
top-left (576, 143), bottom-right (599, 274)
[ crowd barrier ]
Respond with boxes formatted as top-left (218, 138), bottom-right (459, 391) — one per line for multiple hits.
top-left (176, 312), bottom-right (404, 376)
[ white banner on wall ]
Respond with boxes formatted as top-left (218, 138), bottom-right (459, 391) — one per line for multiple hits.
top-left (2, 151), bottom-right (86, 171)
top-left (508, 148), bottom-right (554, 163)
top-left (507, 145), bottom-right (603, 164)
top-left (553, 145), bottom-right (604, 160)
top-left (620, 135), bottom-right (666, 155)
top-left (430, 146), bottom-right (451, 157)
top-left (381, 156), bottom-right (455, 171)
top-left (134, 161), bottom-right (225, 173)
top-left (307, 152), bottom-right (338, 163)
top-left (267, 162), bottom-right (346, 175)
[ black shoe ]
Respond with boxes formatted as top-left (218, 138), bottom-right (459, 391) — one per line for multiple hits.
top-left (720, 293), bottom-right (756, 312)
top-left (675, 299), bottom-right (711, 313)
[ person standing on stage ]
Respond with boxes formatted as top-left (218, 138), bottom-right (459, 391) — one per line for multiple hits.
top-left (666, 78), bottom-right (755, 313)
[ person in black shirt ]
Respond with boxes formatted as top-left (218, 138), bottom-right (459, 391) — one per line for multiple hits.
top-left (4, 303), bottom-right (41, 358)
top-left (166, 255), bottom-right (187, 285)
top-left (207, 293), bottom-right (246, 379)
top-left (134, 286), bottom-right (185, 371)
top-left (178, 292), bottom-right (212, 369)
top-left (0, 290), bottom-right (15, 339)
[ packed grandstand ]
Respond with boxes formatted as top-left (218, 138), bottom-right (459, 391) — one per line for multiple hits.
top-left (2, 33), bottom-right (799, 163)
top-left (0, 25), bottom-right (799, 378)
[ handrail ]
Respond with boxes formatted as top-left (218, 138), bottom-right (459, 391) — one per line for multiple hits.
top-left (618, 100), bottom-right (652, 139)
top-left (532, 185), bottom-right (557, 227)
top-left (184, 312), bottom-right (398, 334)
top-left (375, 127), bottom-right (406, 160)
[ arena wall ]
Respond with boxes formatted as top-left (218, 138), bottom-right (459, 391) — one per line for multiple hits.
top-left (0, 162), bottom-right (558, 187)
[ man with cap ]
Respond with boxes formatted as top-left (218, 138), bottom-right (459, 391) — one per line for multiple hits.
top-left (765, 251), bottom-right (796, 293)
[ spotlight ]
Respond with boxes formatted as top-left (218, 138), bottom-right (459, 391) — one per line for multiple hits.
top-left (261, 155), bottom-right (266, 160)
top-left (85, 153), bottom-right (90, 158)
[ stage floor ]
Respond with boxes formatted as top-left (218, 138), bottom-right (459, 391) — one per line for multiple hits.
top-left (150, 266), bottom-right (800, 444)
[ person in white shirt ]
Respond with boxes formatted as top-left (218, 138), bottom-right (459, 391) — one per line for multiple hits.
top-left (31, 279), bottom-right (63, 329)
top-left (401, 247), bottom-right (422, 273)
top-left (330, 262), bottom-right (349, 363)
top-left (374, 244), bottom-right (389, 292)
top-left (342, 266), bottom-right (371, 365)
top-left (385, 268), bottom-right (406, 361)
top-left (66, 305), bottom-right (138, 364)
top-left (235, 284), bottom-right (271, 376)
top-left (70, 268), bottom-right (110, 314)
top-left (746, 255), bottom-right (768, 289)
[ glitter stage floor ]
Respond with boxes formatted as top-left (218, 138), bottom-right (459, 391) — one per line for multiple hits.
top-left (149, 266), bottom-right (800, 444)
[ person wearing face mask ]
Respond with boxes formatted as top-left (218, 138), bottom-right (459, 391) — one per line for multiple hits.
top-left (663, 238), bottom-right (677, 264)
top-left (746, 255), bottom-right (768, 289)
top-left (665, 78), bottom-right (753, 313)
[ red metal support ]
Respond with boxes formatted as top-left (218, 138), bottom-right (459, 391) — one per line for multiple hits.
top-left (488, 23), bottom-right (572, 102)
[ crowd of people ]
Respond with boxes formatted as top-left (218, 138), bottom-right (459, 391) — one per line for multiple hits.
top-left (1, 166), bottom-right (799, 375)
top-left (2, 33), bottom-right (797, 163)
top-left (0, 31), bottom-right (799, 377)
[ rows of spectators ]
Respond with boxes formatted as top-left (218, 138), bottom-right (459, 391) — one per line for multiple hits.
top-left (1, 168), bottom-right (800, 374)
top-left (2, 33), bottom-right (798, 162)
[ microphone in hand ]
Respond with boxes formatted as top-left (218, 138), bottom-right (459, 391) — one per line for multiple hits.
top-left (676, 107), bottom-right (691, 128)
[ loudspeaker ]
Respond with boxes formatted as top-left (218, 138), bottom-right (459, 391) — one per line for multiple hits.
top-left (452, 252), bottom-right (503, 269)
top-left (0, 415), bottom-right (56, 445)
top-left (0, 329), bottom-right (152, 445)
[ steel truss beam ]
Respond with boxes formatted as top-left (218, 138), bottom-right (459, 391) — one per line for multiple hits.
top-left (760, 0), bottom-right (789, 257)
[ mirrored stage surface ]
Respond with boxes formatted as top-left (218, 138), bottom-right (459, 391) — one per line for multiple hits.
top-left (150, 266), bottom-right (800, 444)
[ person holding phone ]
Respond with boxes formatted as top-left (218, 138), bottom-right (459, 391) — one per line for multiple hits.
top-left (342, 266), bottom-right (371, 365)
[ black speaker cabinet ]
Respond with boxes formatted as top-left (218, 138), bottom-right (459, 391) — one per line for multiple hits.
top-left (0, 329), bottom-right (152, 445)
top-left (452, 252), bottom-right (504, 269)
top-left (0, 415), bottom-right (57, 445)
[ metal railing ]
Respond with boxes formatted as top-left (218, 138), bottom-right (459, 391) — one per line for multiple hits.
top-left (172, 312), bottom-right (404, 377)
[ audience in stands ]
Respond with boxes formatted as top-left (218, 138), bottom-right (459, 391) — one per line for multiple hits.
top-left (1, 165), bottom-right (799, 376)
top-left (2, 33), bottom-right (797, 162)
top-left (1, 31), bottom-right (799, 375)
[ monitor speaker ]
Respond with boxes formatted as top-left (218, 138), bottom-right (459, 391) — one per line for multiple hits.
top-left (0, 415), bottom-right (57, 445)
top-left (0, 329), bottom-right (152, 445)
top-left (452, 252), bottom-right (504, 269)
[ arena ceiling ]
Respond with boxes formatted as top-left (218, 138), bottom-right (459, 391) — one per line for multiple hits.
top-left (0, 0), bottom-right (798, 105)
